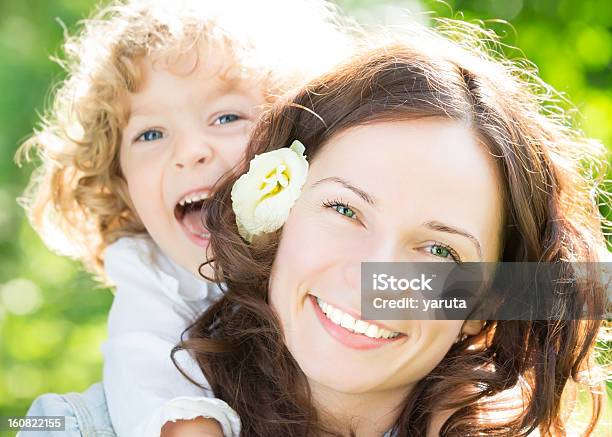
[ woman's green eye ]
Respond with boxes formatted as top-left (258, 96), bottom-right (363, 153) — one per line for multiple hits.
top-left (430, 244), bottom-right (451, 258)
top-left (333, 204), bottom-right (357, 219)
top-left (426, 243), bottom-right (461, 262)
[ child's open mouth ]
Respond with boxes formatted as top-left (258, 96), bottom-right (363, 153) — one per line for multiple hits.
top-left (174, 191), bottom-right (211, 247)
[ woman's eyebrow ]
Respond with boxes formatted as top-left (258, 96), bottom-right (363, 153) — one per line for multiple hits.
top-left (310, 179), bottom-right (483, 256)
top-left (311, 177), bottom-right (376, 205)
top-left (423, 220), bottom-right (483, 259)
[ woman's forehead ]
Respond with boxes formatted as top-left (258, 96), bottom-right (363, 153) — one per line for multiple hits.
top-left (311, 119), bottom-right (499, 190)
top-left (306, 119), bottom-right (504, 257)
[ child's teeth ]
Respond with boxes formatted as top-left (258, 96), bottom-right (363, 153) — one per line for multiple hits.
top-left (179, 191), bottom-right (210, 206)
top-left (314, 295), bottom-right (400, 340)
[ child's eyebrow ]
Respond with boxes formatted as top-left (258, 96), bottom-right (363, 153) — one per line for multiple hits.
top-left (216, 75), bottom-right (243, 90)
top-left (215, 77), bottom-right (261, 98)
top-left (129, 80), bottom-right (256, 118)
top-left (129, 105), bottom-right (155, 118)
top-left (214, 64), bottom-right (255, 89)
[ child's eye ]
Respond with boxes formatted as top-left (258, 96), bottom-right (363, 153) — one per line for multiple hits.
top-left (323, 201), bottom-right (358, 220)
top-left (136, 129), bottom-right (164, 142)
top-left (214, 114), bottom-right (241, 125)
top-left (427, 242), bottom-right (461, 262)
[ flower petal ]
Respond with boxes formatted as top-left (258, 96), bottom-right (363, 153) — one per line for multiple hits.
top-left (231, 139), bottom-right (310, 242)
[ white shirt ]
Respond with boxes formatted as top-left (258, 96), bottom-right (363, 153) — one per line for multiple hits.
top-left (101, 236), bottom-right (241, 437)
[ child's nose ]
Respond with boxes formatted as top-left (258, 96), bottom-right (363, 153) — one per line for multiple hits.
top-left (172, 136), bottom-right (214, 169)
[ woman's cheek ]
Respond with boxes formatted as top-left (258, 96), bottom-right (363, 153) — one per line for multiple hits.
top-left (281, 208), bottom-right (346, 270)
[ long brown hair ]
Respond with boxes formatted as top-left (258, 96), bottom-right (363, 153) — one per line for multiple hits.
top-left (174, 22), bottom-right (609, 437)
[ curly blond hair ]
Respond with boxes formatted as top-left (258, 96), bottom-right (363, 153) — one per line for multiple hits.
top-left (16, 0), bottom-right (355, 279)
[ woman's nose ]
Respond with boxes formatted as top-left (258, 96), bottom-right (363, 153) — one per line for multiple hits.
top-left (342, 262), bottom-right (361, 291)
top-left (342, 238), bottom-right (400, 289)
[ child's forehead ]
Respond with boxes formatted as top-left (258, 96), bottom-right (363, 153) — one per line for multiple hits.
top-left (124, 45), bottom-right (267, 120)
top-left (137, 43), bottom-right (264, 93)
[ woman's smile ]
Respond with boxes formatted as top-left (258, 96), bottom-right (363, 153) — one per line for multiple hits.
top-left (309, 294), bottom-right (407, 350)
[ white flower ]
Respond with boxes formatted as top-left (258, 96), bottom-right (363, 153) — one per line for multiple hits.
top-left (231, 140), bottom-right (309, 242)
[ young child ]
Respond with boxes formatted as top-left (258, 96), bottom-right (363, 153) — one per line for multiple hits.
top-left (17, 0), bottom-right (354, 435)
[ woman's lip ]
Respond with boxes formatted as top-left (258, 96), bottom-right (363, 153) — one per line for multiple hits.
top-left (309, 295), bottom-right (406, 350)
top-left (309, 294), bottom-right (400, 334)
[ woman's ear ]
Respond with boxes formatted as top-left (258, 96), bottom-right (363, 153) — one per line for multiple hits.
top-left (461, 320), bottom-right (484, 336)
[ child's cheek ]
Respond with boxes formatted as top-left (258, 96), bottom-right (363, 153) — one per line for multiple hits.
top-left (123, 152), bottom-right (168, 227)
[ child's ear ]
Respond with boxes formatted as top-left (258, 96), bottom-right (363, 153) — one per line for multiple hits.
top-left (461, 320), bottom-right (484, 336)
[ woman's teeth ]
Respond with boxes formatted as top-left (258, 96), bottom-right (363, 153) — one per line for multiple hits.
top-left (315, 296), bottom-right (400, 339)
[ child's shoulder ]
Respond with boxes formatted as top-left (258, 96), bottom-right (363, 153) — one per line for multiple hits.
top-left (104, 235), bottom-right (157, 259)
top-left (104, 235), bottom-right (162, 268)
top-left (102, 235), bottom-right (163, 283)
top-left (103, 235), bottom-right (214, 304)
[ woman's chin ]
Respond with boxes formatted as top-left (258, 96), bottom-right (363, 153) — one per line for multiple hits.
top-left (295, 349), bottom-right (392, 394)
top-left (304, 369), bottom-right (381, 395)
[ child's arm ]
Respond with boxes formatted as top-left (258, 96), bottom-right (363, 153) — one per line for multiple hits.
top-left (161, 417), bottom-right (224, 437)
top-left (102, 237), bottom-right (240, 436)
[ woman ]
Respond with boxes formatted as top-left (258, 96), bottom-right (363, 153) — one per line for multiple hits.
top-left (23, 20), bottom-right (608, 437)
top-left (175, 22), bottom-right (610, 437)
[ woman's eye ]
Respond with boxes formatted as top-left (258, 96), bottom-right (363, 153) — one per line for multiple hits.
top-left (136, 129), bottom-right (164, 142)
top-left (214, 114), bottom-right (241, 125)
top-left (428, 243), bottom-right (460, 262)
top-left (328, 202), bottom-right (358, 220)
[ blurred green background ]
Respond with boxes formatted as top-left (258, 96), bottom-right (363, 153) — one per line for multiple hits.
top-left (0, 0), bottom-right (610, 434)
